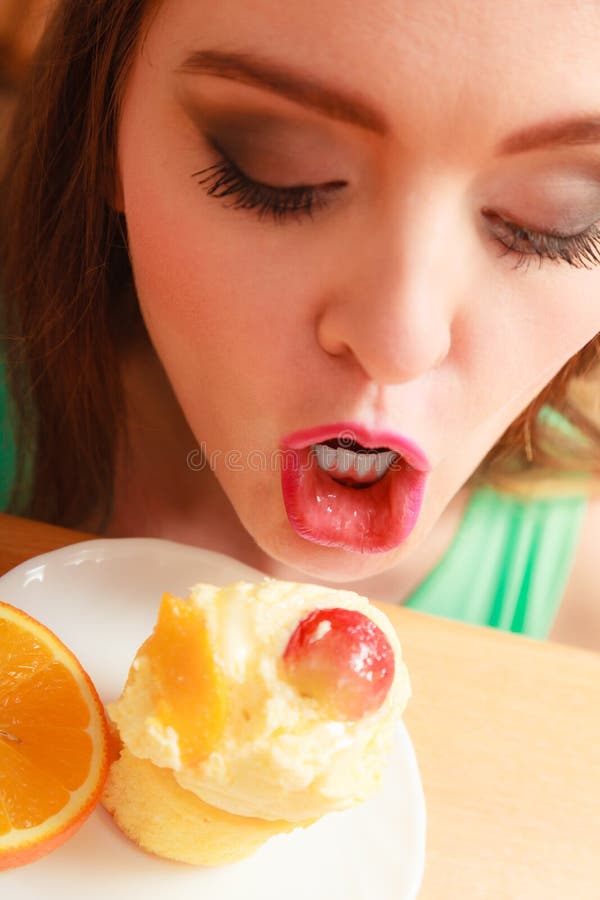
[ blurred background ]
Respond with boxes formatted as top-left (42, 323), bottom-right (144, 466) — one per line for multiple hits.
top-left (0, 0), bottom-right (54, 508)
top-left (0, 0), bottom-right (53, 153)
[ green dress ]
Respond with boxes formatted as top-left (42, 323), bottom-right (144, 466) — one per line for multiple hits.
top-left (0, 369), bottom-right (586, 639)
top-left (405, 485), bottom-right (586, 639)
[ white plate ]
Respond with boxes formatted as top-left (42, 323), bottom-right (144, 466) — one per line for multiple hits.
top-left (0, 538), bottom-right (426, 900)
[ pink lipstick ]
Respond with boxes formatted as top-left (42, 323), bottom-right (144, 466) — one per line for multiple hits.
top-left (279, 422), bottom-right (430, 554)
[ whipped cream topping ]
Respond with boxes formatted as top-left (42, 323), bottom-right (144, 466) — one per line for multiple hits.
top-left (108, 580), bottom-right (410, 823)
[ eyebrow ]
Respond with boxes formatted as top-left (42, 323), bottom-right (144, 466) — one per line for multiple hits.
top-left (497, 116), bottom-right (600, 155)
top-left (175, 49), bottom-right (389, 135)
top-left (176, 50), bottom-right (600, 157)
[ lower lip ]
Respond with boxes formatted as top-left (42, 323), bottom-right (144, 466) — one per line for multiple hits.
top-left (280, 446), bottom-right (428, 554)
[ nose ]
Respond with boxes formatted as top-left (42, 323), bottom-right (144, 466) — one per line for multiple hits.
top-left (316, 201), bottom-right (459, 385)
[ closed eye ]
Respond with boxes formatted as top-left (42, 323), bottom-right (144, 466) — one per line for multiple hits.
top-left (192, 143), bottom-right (347, 224)
top-left (483, 209), bottom-right (600, 269)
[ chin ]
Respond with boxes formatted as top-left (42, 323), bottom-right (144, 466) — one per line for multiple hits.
top-left (231, 472), bottom-right (423, 585)
top-left (253, 521), bottom-right (405, 585)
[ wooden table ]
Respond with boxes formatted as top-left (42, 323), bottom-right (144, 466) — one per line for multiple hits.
top-left (1, 512), bottom-right (599, 898)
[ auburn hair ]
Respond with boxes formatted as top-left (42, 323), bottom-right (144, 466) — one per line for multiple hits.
top-left (1, 0), bottom-right (154, 529)
top-left (1, 0), bottom-right (600, 532)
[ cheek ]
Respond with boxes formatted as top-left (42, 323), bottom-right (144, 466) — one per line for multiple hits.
top-left (465, 267), bottom-right (600, 406)
top-left (119, 153), bottom-right (331, 443)
top-left (512, 273), bottom-right (600, 386)
top-left (122, 167), bottom-right (289, 379)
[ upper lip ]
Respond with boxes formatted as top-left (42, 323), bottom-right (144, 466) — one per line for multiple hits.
top-left (280, 421), bottom-right (431, 473)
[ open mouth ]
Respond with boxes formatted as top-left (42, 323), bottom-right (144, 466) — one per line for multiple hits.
top-left (311, 439), bottom-right (400, 489)
top-left (280, 425), bottom-right (429, 554)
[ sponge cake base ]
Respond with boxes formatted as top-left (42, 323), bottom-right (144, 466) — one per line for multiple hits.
top-left (102, 748), bottom-right (304, 865)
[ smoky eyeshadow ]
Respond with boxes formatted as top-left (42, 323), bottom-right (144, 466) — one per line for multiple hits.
top-left (517, 185), bottom-right (600, 234)
top-left (481, 157), bottom-right (600, 236)
top-left (179, 91), bottom-right (348, 181)
top-left (204, 115), bottom-right (308, 173)
top-left (205, 112), bottom-right (293, 152)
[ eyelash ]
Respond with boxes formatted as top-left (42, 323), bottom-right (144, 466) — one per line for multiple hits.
top-left (192, 150), bottom-right (600, 270)
top-left (191, 146), bottom-right (343, 224)
top-left (483, 210), bottom-right (600, 271)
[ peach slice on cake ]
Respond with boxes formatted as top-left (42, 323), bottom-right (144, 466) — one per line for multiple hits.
top-left (142, 592), bottom-right (227, 764)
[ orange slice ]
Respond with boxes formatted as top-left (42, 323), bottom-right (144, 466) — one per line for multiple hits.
top-left (0, 601), bottom-right (109, 869)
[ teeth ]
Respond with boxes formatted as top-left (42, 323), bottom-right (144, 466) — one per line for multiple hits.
top-left (336, 448), bottom-right (354, 473)
top-left (354, 453), bottom-right (375, 477)
top-left (311, 444), bottom-right (399, 482)
top-left (374, 450), bottom-right (398, 477)
top-left (313, 444), bottom-right (338, 471)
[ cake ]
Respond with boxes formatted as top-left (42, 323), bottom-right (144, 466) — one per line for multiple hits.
top-left (102, 579), bottom-right (410, 865)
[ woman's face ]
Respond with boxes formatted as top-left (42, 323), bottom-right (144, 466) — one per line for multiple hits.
top-left (116, 0), bottom-right (600, 580)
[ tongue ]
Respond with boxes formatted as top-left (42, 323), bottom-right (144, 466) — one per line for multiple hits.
top-left (330, 467), bottom-right (378, 489)
top-left (281, 444), bottom-right (426, 553)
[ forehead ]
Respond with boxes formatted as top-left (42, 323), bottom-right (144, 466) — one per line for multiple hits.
top-left (142, 0), bottom-right (600, 152)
